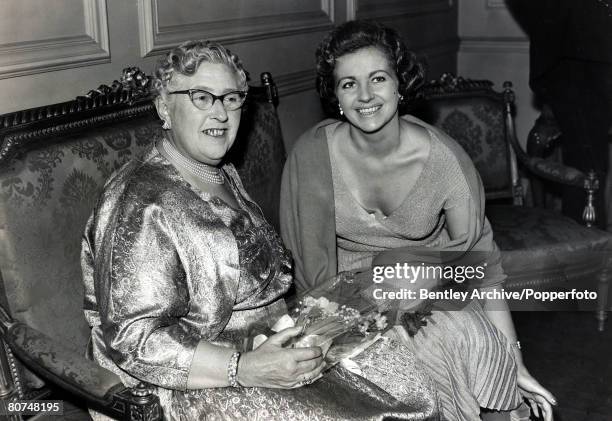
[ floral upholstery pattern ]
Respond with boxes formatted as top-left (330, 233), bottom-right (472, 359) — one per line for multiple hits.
top-left (0, 116), bottom-right (162, 354)
top-left (430, 97), bottom-right (510, 195)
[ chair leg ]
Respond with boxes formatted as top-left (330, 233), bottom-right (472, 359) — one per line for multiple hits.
top-left (596, 256), bottom-right (612, 331)
top-left (0, 339), bottom-right (22, 420)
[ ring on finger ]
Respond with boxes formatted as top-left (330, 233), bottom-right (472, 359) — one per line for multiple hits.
top-left (299, 375), bottom-right (315, 386)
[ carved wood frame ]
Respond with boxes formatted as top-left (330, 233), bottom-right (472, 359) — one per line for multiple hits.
top-left (0, 69), bottom-right (277, 168)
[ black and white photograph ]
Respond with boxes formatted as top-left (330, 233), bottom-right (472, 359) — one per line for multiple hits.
top-left (0, 1), bottom-right (611, 420)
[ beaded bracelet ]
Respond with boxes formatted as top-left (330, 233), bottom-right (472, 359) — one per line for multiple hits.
top-left (227, 351), bottom-right (241, 387)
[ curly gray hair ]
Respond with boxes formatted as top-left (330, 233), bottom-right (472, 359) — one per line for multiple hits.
top-left (153, 40), bottom-right (248, 97)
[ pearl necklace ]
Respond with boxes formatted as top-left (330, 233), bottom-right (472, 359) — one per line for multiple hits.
top-left (158, 138), bottom-right (225, 184)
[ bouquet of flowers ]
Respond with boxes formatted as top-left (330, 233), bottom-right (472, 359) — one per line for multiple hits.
top-left (285, 271), bottom-right (391, 365)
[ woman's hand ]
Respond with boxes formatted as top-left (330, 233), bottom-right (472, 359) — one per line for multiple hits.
top-left (237, 326), bottom-right (327, 388)
top-left (480, 299), bottom-right (556, 420)
top-left (517, 366), bottom-right (557, 421)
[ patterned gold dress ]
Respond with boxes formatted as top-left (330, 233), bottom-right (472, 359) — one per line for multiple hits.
top-left (82, 146), bottom-right (439, 420)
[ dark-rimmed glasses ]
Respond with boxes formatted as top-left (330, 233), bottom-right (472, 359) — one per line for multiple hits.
top-left (167, 89), bottom-right (247, 111)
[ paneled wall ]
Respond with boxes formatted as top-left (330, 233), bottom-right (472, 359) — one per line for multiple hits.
top-left (457, 0), bottom-right (534, 145)
top-left (354, 0), bottom-right (458, 79)
top-left (0, 0), bottom-right (458, 151)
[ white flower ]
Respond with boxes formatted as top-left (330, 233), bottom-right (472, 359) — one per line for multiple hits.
top-left (322, 300), bottom-right (339, 315)
top-left (316, 297), bottom-right (330, 307)
top-left (303, 296), bottom-right (316, 306)
top-left (374, 313), bottom-right (388, 330)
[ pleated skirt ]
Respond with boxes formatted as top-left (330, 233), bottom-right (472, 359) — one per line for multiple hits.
top-left (402, 299), bottom-right (525, 421)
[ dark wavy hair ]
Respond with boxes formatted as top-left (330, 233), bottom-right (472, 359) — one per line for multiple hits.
top-left (316, 20), bottom-right (425, 117)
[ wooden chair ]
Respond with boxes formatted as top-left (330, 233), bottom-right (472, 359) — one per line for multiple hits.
top-left (410, 73), bottom-right (612, 331)
top-left (0, 68), bottom-right (285, 419)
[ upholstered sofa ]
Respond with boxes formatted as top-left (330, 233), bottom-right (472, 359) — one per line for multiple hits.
top-left (0, 68), bottom-right (285, 419)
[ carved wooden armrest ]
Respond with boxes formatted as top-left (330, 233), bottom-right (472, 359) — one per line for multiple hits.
top-left (0, 306), bottom-right (162, 420)
top-left (518, 153), bottom-right (587, 188)
top-left (502, 83), bottom-right (599, 226)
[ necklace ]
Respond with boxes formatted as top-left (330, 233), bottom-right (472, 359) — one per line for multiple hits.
top-left (158, 138), bottom-right (225, 184)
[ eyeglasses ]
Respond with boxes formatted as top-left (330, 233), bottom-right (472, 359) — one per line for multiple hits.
top-left (167, 89), bottom-right (247, 111)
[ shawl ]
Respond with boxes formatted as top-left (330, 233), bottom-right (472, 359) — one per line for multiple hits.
top-left (280, 115), bottom-right (501, 294)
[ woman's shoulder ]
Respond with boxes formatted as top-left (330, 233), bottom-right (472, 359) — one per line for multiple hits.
top-left (106, 149), bottom-right (157, 188)
top-left (402, 115), bottom-right (476, 172)
top-left (222, 163), bottom-right (251, 199)
top-left (289, 118), bottom-right (342, 156)
top-left (99, 149), bottom-right (188, 215)
top-left (402, 115), bottom-right (464, 153)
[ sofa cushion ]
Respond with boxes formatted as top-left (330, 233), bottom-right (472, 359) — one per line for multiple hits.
top-left (487, 205), bottom-right (612, 288)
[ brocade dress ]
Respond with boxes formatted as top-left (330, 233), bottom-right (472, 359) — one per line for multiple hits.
top-left (81, 146), bottom-right (439, 421)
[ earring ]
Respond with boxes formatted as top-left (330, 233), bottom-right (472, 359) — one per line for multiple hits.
top-left (399, 94), bottom-right (404, 102)
top-left (162, 120), bottom-right (170, 130)
top-left (338, 105), bottom-right (344, 116)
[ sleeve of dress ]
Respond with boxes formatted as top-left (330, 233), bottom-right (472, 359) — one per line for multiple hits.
top-left (280, 144), bottom-right (308, 290)
top-left (81, 212), bottom-right (99, 329)
top-left (475, 220), bottom-right (507, 289)
top-left (279, 123), bottom-right (338, 292)
top-left (444, 187), bottom-right (507, 289)
top-left (98, 203), bottom-right (201, 391)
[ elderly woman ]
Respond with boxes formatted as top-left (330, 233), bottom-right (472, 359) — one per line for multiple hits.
top-left (280, 21), bottom-right (557, 421)
top-left (81, 40), bottom-right (438, 420)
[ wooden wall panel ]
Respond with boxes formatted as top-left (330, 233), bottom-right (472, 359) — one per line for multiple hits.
top-left (138, 0), bottom-right (334, 57)
top-left (0, 0), bottom-right (459, 152)
top-left (457, 0), bottom-right (533, 144)
top-left (353, 0), bottom-right (458, 79)
top-left (135, 0), bottom-right (336, 147)
top-left (355, 0), bottom-right (450, 19)
top-left (0, 0), bottom-right (109, 79)
top-left (158, 0), bottom-right (326, 25)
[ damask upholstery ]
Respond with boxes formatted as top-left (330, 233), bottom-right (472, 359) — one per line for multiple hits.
top-left (414, 74), bottom-right (612, 329)
top-left (415, 96), bottom-right (511, 197)
top-left (231, 98), bottom-right (286, 230)
top-left (0, 116), bottom-right (161, 355)
top-left (0, 69), bottom-right (285, 418)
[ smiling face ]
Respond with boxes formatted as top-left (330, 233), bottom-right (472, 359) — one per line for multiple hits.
top-left (157, 62), bottom-right (242, 166)
top-left (334, 46), bottom-right (400, 134)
